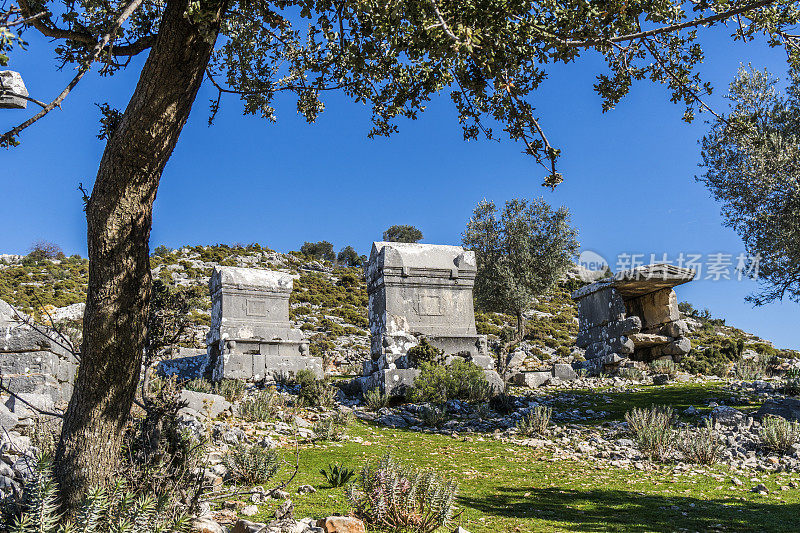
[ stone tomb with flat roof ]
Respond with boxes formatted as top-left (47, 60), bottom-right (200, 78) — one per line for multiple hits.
top-left (206, 266), bottom-right (320, 381)
top-left (358, 242), bottom-right (500, 396)
top-left (571, 263), bottom-right (695, 373)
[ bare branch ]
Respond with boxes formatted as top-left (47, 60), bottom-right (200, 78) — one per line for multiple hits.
top-left (1, 0), bottom-right (146, 146)
top-left (0, 90), bottom-right (48, 108)
top-left (640, 37), bottom-right (726, 123)
top-left (0, 378), bottom-right (64, 419)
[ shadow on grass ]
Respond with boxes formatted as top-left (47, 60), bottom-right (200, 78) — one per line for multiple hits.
top-left (542, 383), bottom-right (759, 423)
top-left (459, 485), bottom-right (800, 532)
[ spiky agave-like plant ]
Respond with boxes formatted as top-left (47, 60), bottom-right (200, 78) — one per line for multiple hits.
top-left (345, 454), bottom-right (456, 533)
top-left (8, 456), bottom-right (191, 533)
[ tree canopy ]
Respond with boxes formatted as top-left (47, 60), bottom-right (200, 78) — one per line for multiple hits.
top-left (463, 197), bottom-right (579, 339)
top-left (4, 0), bottom-right (800, 184)
top-left (383, 224), bottom-right (423, 243)
top-left (700, 66), bottom-right (800, 305)
top-left (300, 240), bottom-right (336, 261)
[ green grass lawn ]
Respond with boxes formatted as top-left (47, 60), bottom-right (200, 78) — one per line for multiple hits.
top-left (241, 383), bottom-right (800, 532)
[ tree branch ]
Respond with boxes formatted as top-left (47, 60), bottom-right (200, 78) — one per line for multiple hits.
top-left (17, 0), bottom-right (154, 56)
top-left (640, 37), bottom-right (726, 123)
top-left (564, 0), bottom-right (776, 47)
top-left (1, 0), bottom-right (146, 147)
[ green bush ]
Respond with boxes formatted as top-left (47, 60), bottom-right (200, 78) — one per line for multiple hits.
top-left (346, 454), bottom-right (456, 533)
top-left (213, 378), bottom-right (247, 403)
top-left (619, 367), bottom-right (644, 381)
top-left (313, 411), bottom-right (353, 441)
top-left (649, 359), bottom-right (678, 377)
top-left (783, 368), bottom-right (800, 396)
top-left (408, 360), bottom-right (491, 404)
top-left (517, 405), bottom-right (552, 437)
top-left (184, 377), bottom-right (212, 394)
top-left (9, 455), bottom-right (191, 533)
top-left (224, 444), bottom-right (280, 485)
top-left (625, 405), bottom-right (675, 461)
top-left (760, 416), bottom-right (800, 454)
top-left (296, 369), bottom-right (336, 408)
top-left (406, 339), bottom-right (443, 367)
top-left (419, 405), bottom-right (449, 428)
top-left (678, 419), bottom-right (723, 465)
top-left (238, 390), bottom-right (283, 422)
top-left (364, 388), bottom-right (389, 411)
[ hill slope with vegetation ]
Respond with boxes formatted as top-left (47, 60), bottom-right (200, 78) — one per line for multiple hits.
top-left (1, 243), bottom-right (796, 375)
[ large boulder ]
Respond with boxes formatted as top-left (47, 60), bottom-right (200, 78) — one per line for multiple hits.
top-left (178, 390), bottom-right (231, 420)
top-left (756, 397), bottom-right (800, 422)
top-left (513, 371), bottom-right (551, 388)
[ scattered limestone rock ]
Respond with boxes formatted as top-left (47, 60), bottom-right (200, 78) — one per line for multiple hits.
top-left (317, 516), bottom-right (366, 533)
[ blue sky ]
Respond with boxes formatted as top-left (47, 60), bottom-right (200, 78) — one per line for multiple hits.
top-left (2, 24), bottom-right (798, 349)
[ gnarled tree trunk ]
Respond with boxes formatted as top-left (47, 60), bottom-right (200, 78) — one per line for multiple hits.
top-left (54, 0), bottom-right (225, 510)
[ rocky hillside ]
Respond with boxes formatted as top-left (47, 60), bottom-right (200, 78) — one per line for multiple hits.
top-left (1, 244), bottom-right (797, 375)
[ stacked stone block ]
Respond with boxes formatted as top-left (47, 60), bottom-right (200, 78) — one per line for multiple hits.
top-left (572, 264), bottom-right (695, 373)
top-left (205, 266), bottom-right (320, 381)
top-left (0, 300), bottom-right (78, 405)
top-left (358, 242), bottom-right (500, 396)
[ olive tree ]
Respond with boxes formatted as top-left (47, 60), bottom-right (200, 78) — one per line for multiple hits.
top-left (463, 198), bottom-right (579, 340)
top-left (1, 0), bottom-right (798, 508)
top-left (700, 66), bottom-right (800, 305)
top-left (382, 224), bottom-right (423, 243)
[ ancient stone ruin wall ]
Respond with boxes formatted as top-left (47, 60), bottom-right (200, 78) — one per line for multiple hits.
top-left (360, 242), bottom-right (498, 396)
top-left (0, 300), bottom-right (77, 406)
top-left (572, 264), bottom-right (694, 373)
top-left (205, 266), bottom-right (319, 381)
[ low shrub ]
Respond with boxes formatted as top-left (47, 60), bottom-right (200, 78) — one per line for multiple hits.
top-left (346, 454), bottom-right (457, 533)
top-left (408, 360), bottom-right (491, 404)
top-left (295, 369), bottom-right (337, 408)
top-left (407, 339), bottom-right (443, 367)
top-left (619, 367), bottom-right (644, 381)
top-left (649, 360), bottom-right (678, 378)
top-left (625, 406), bottom-right (675, 461)
top-left (760, 416), bottom-right (800, 454)
top-left (517, 406), bottom-right (552, 437)
top-left (419, 405), bottom-right (449, 428)
top-left (733, 358), bottom-right (767, 381)
top-left (313, 411), bottom-right (353, 441)
top-left (214, 378), bottom-right (247, 403)
top-left (238, 390), bottom-right (283, 422)
top-left (678, 419), bottom-right (723, 465)
top-left (184, 377), bottom-right (212, 394)
top-left (224, 444), bottom-right (280, 485)
top-left (364, 387), bottom-right (389, 411)
top-left (783, 368), bottom-right (800, 396)
top-left (320, 463), bottom-right (356, 487)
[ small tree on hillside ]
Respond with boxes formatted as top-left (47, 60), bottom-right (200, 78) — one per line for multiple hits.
top-left (463, 198), bottom-right (579, 340)
top-left (27, 241), bottom-right (65, 262)
top-left (300, 241), bottom-right (335, 262)
top-left (383, 225), bottom-right (423, 243)
top-left (337, 246), bottom-right (363, 267)
top-left (700, 66), bottom-right (800, 305)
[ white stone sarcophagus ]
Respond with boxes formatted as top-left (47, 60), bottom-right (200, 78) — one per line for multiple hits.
top-left (571, 263), bottom-right (695, 373)
top-left (206, 266), bottom-right (320, 381)
top-left (360, 242), bottom-right (498, 396)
